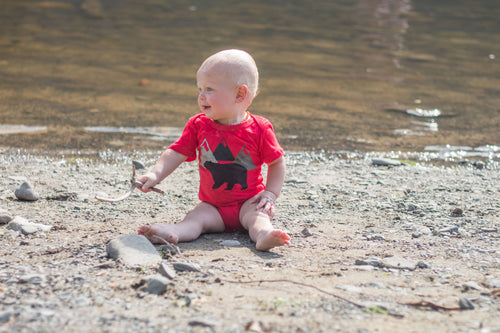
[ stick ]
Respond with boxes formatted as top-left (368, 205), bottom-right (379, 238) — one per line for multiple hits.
top-left (95, 164), bottom-right (164, 203)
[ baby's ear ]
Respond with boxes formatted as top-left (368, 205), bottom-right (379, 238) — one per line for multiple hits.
top-left (235, 85), bottom-right (248, 103)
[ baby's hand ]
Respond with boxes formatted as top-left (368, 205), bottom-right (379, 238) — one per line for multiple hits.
top-left (137, 172), bottom-right (159, 193)
top-left (251, 190), bottom-right (277, 219)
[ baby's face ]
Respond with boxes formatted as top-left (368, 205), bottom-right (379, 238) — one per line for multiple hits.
top-left (197, 66), bottom-right (241, 125)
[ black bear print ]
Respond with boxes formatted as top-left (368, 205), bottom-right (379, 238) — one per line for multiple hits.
top-left (204, 161), bottom-right (248, 190)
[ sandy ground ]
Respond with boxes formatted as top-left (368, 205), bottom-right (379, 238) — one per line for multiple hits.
top-left (0, 149), bottom-right (499, 332)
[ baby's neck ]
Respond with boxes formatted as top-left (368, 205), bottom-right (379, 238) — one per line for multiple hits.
top-left (217, 111), bottom-right (249, 125)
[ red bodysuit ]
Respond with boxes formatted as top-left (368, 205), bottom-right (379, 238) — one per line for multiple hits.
top-left (169, 113), bottom-right (284, 231)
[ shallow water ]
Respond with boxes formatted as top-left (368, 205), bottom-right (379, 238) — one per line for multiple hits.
top-left (0, 0), bottom-right (499, 159)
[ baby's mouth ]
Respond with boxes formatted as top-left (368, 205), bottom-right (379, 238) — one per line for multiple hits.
top-left (202, 105), bottom-right (211, 111)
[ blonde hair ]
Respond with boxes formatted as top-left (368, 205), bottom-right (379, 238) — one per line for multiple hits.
top-left (198, 49), bottom-right (259, 99)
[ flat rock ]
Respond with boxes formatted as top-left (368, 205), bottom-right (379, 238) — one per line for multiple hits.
top-left (372, 158), bottom-right (402, 166)
top-left (106, 235), bottom-right (162, 268)
top-left (219, 240), bottom-right (241, 247)
top-left (173, 262), bottom-right (201, 272)
top-left (158, 262), bottom-right (176, 280)
top-left (7, 216), bottom-right (52, 235)
top-left (145, 275), bottom-right (173, 295)
top-left (379, 256), bottom-right (417, 271)
top-left (0, 209), bottom-right (13, 224)
top-left (14, 182), bottom-right (39, 201)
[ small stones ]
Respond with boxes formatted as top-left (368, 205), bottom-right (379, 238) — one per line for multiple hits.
top-left (14, 182), bottom-right (39, 201)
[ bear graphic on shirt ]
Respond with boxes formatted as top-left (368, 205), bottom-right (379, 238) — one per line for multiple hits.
top-left (200, 138), bottom-right (256, 190)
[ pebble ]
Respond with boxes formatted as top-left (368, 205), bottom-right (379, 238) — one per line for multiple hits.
top-left (145, 275), bottom-right (173, 295)
top-left (173, 262), bottom-right (201, 272)
top-left (417, 261), bottom-right (431, 269)
top-left (379, 256), bottom-right (417, 271)
top-left (0, 209), bottom-right (13, 224)
top-left (132, 160), bottom-right (145, 170)
top-left (371, 158), bottom-right (402, 166)
top-left (458, 297), bottom-right (475, 310)
top-left (219, 240), bottom-right (241, 247)
top-left (0, 311), bottom-right (13, 323)
top-left (462, 281), bottom-right (483, 291)
top-left (482, 278), bottom-right (500, 289)
top-left (336, 284), bottom-right (362, 293)
top-left (14, 182), bottom-right (39, 201)
top-left (18, 274), bottom-right (46, 285)
top-left (7, 216), bottom-right (52, 235)
top-left (106, 235), bottom-right (162, 268)
top-left (301, 227), bottom-right (313, 237)
top-left (158, 262), bottom-right (176, 280)
top-left (355, 257), bottom-right (381, 267)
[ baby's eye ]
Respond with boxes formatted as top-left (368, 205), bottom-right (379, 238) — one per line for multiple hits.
top-left (206, 87), bottom-right (214, 92)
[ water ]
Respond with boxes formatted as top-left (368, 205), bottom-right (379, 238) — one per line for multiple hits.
top-left (0, 0), bottom-right (499, 161)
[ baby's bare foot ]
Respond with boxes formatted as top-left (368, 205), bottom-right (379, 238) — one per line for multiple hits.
top-left (138, 224), bottom-right (179, 245)
top-left (256, 229), bottom-right (290, 251)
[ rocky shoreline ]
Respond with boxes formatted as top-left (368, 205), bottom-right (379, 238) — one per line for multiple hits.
top-left (1, 149), bottom-right (499, 332)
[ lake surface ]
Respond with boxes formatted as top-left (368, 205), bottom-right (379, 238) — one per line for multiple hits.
top-left (0, 0), bottom-right (499, 160)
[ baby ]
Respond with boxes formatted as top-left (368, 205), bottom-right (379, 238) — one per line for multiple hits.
top-left (137, 49), bottom-right (290, 251)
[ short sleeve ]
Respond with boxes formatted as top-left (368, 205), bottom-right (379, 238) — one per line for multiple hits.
top-left (168, 116), bottom-right (199, 162)
top-left (258, 118), bottom-right (284, 164)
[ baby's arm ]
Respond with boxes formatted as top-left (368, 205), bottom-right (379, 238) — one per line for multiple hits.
top-left (137, 149), bottom-right (187, 193)
top-left (252, 156), bottom-right (285, 216)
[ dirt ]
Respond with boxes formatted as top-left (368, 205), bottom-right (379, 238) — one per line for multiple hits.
top-left (0, 148), bottom-right (499, 332)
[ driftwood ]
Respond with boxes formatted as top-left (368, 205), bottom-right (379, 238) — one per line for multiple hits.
top-left (95, 165), bottom-right (164, 203)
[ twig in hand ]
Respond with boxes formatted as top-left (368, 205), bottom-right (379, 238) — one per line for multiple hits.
top-left (95, 164), bottom-right (164, 203)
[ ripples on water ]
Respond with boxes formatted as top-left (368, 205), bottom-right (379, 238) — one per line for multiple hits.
top-left (0, 0), bottom-right (498, 163)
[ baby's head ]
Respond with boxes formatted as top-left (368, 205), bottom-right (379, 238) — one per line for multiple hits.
top-left (197, 49), bottom-right (259, 100)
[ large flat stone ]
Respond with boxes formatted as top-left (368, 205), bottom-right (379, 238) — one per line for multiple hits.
top-left (106, 234), bottom-right (162, 268)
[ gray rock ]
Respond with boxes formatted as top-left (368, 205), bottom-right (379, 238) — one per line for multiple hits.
top-left (372, 158), bottom-right (402, 166)
top-left (145, 275), bottom-right (172, 295)
top-left (18, 274), bottom-right (46, 285)
top-left (458, 297), bottom-right (474, 310)
top-left (132, 160), bottom-right (145, 170)
top-left (14, 182), bottom-right (39, 201)
top-left (379, 256), bottom-right (417, 271)
top-left (462, 281), bottom-right (483, 291)
top-left (173, 262), bottom-right (201, 272)
top-left (219, 240), bottom-right (242, 247)
top-left (106, 235), bottom-right (162, 268)
top-left (0, 209), bottom-right (13, 224)
top-left (335, 284), bottom-right (362, 293)
top-left (158, 262), bottom-right (176, 280)
top-left (482, 278), bottom-right (500, 289)
top-left (7, 216), bottom-right (52, 235)
top-left (355, 257), bottom-right (381, 267)
top-left (0, 311), bottom-right (13, 323)
top-left (417, 261), bottom-right (431, 269)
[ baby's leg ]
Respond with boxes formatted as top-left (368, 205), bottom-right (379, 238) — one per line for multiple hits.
top-left (240, 200), bottom-right (290, 251)
top-left (138, 202), bottom-right (225, 244)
